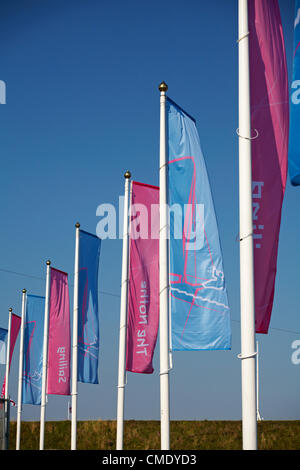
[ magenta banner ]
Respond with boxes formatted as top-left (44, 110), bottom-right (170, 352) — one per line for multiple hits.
top-left (249, 0), bottom-right (289, 333)
top-left (126, 181), bottom-right (159, 374)
top-left (47, 267), bottom-right (71, 395)
top-left (1, 313), bottom-right (21, 397)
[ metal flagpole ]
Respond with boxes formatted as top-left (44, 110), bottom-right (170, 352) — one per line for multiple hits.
top-left (16, 289), bottom-right (26, 450)
top-left (4, 308), bottom-right (12, 402)
top-left (159, 81), bottom-right (170, 450)
top-left (39, 260), bottom-right (51, 450)
top-left (238, 0), bottom-right (257, 450)
top-left (116, 170), bottom-right (131, 450)
top-left (71, 222), bottom-right (80, 450)
top-left (4, 308), bottom-right (12, 450)
top-left (256, 341), bottom-right (262, 421)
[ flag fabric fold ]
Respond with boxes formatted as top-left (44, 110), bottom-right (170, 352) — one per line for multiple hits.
top-left (78, 230), bottom-right (101, 384)
top-left (47, 267), bottom-right (71, 395)
top-left (167, 97), bottom-right (231, 351)
top-left (248, 0), bottom-right (289, 333)
top-left (289, 0), bottom-right (300, 186)
top-left (126, 181), bottom-right (159, 373)
top-left (22, 295), bottom-right (45, 405)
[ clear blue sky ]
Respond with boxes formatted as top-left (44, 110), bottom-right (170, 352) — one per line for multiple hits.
top-left (0, 0), bottom-right (299, 422)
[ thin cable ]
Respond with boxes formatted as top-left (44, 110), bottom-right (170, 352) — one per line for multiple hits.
top-left (1, 267), bottom-right (300, 334)
top-left (0, 267), bottom-right (120, 299)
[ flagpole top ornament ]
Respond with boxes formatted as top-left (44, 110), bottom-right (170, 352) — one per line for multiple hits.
top-left (22, 289), bottom-right (26, 294)
top-left (46, 260), bottom-right (51, 266)
top-left (159, 81), bottom-right (168, 93)
top-left (124, 170), bottom-right (131, 179)
top-left (9, 307), bottom-right (12, 312)
top-left (75, 222), bottom-right (80, 228)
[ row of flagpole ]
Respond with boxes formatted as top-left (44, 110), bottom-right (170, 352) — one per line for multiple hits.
top-left (117, 0), bottom-right (257, 450)
top-left (5, 222), bottom-right (101, 450)
top-left (11, 249), bottom-right (80, 449)
top-left (116, 81), bottom-right (171, 450)
top-left (12, 6), bottom-right (256, 448)
top-left (2, 0), bottom-right (287, 451)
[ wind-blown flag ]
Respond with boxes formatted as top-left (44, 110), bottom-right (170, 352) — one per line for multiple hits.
top-left (47, 268), bottom-right (71, 395)
top-left (167, 98), bottom-right (231, 351)
top-left (126, 181), bottom-right (159, 374)
top-left (22, 295), bottom-right (45, 405)
top-left (78, 230), bottom-right (101, 384)
top-left (248, 0), bottom-right (289, 333)
top-left (0, 328), bottom-right (8, 364)
top-left (1, 314), bottom-right (21, 397)
top-left (289, 0), bottom-right (300, 186)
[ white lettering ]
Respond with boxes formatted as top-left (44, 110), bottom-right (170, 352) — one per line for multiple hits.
top-left (252, 182), bottom-right (264, 249)
top-left (57, 346), bottom-right (68, 384)
top-left (291, 80), bottom-right (300, 105)
top-left (0, 80), bottom-right (6, 104)
top-left (96, 203), bottom-right (116, 239)
top-left (291, 340), bottom-right (300, 365)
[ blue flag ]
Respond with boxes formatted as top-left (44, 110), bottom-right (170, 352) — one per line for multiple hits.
top-left (289, 0), bottom-right (300, 186)
top-left (167, 98), bottom-right (231, 350)
top-left (22, 295), bottom-right (45, 405)
top-left (78, 230), bottom-right (101, 383)
top-left (0, 328), bottom-right (8, 364)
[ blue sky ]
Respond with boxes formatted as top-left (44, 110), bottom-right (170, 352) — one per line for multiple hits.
top-left (0, 0), bottom-right (299, 423)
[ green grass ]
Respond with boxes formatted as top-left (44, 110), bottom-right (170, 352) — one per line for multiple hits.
top-left (8, 420), bottom-right (300, 450)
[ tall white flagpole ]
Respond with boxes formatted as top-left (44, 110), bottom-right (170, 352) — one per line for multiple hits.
top-left (116, 170), bottom-right (131, 450)
top-left (159, 81), bottom-right (170, 450)
top-left (16, 289), bottom-right (26, 450)
top-left (39, 260), bottom-right (51, 450)
top-left (238, 0), bottom-right (257, 450)
top-left (4, 308), bottom-right (12, 450)
top-left (71, 222), bottom-right (80, 450)
top-left (256, 340), bottom-right (262, 421)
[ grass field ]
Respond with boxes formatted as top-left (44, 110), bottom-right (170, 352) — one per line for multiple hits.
top-left (7, 420), bottom-right (300, 450)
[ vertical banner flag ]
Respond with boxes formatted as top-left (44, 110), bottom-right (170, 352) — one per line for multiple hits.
top-left (1, 314), bottom-right (21, 397)
top-left (248, 0), bottom-right (289, 333)
top-left (0, 328), bottom-right (8, 364)
top-left (167, 98), bottom-right (231, 351)
top-left (22, 295), bottom-right (45, 405)
top-left (289, 0), bottom-right (300, 186)
top-left (126, 181), bottom-right (159, 373)
top-left (78, 230), bottom-right (101, 384)
top-left (47, 268), bottom-right (71, 395)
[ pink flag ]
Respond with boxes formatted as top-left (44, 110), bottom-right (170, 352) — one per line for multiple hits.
top-left (1, 313), bottom-right (21, 397)
top-left (249, 0), bottom-right (289, 333)
top-left (126, 182), bottom-right (159, 374)
top-left (47, 267), bottom-right (71, 395)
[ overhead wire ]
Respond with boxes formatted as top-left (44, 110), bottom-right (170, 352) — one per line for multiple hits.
top-left (0, 267), bottom-right (299, 334)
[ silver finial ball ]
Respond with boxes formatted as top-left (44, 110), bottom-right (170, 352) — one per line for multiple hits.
top-left (124, 170), bottom-right (131, 179)
top-left (75, 222), bottom-right (80, 228)
top-left (158, 81), bottom-right (168, 92)
top-left (46, 260), bottom-right (51, 266)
